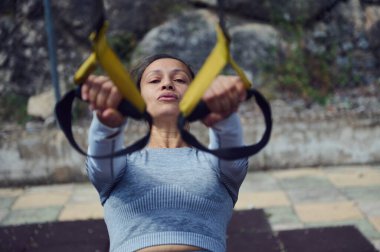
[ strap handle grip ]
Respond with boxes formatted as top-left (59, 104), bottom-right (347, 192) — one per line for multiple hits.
top-left (179, 88), bottom-right (272, 160)
top-left (54, 86), bottom-right (151, 159)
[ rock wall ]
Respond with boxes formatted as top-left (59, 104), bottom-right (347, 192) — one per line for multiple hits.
top-left (1, 0), bottom-right (379, 97)
top-left (0, 0), bottom-right (380, 185)
top-left (1, 89), bottom-right (379, 186)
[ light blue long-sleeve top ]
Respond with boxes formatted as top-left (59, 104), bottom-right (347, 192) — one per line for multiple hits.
top-left (86, 113), bottom-right (248, 252)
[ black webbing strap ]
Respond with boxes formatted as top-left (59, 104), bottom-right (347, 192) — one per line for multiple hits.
top-left (54, 0), bottom-right (272, 160)
top-left (176, 0), bottom-right (273, 160)
top-left (179, 89), bottom-right (272, 160)
top-left (54, 87), bottom-right (151, 159)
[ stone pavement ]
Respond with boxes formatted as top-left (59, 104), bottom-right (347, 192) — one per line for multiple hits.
top-left (0, 165), bottom-right (379, 250)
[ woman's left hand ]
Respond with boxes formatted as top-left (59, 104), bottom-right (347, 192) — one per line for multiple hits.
top-left (202, 75), bottom-right (246, 127)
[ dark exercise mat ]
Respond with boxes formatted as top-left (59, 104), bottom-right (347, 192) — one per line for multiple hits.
top-left (278, 225), bottom-right (378, 252)
top-left (226, 209), bottom-right (282, 252)
top-left (0, 210), bottom-right (378, 252)
top-left (0, 220), bottom-right (109, 252)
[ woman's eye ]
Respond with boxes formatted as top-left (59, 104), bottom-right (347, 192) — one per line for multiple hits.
top-left (174, 79), bottom-right (186, 83)
top-left (149, 79), bottom-right (160, 84)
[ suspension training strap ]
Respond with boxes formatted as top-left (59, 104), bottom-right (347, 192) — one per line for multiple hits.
top-left (177, 1), bottom-right (273, 160)
top-left (55, 18), bottom-right (151, 159)
top-left (55, 0), bottom-right (272, 160)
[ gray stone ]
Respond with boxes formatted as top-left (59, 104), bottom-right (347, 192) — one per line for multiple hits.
top-left (0, 209), bottom-right (9, 224)
top-left (286, 186), bottom-right (347, 204)
top-left (357, 201), bottom-right (380, 217)
top-left (0, 197), bottom-right (15, 209)
top-left (27, 89), bottom-right (55, 119)
top-left (341, 186), bottom-right (380, 202)
top-left (132, 10), bottom-right (216, 72)
top-left (230, 23), bottom-right (284, 86)
top-left (2, 207), bottom-right (61, 226)
top-left (277, 177), bottom-right (334, 190)
top-left (190, 0), bottom-right (341, 24)
top-left (240, 172), bottom-right (281, 192)
top-left (264, 206), bottom-right (303, 228)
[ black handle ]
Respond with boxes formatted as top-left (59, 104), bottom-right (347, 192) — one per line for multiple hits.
top-left (75, 85), bottom-right (146, 120)
top-left (178, 88), bottom-right (272, 160)
top-left (185, 88), bottom-right (255, 122)
top-left (55, 87), bottom-right (151, 159)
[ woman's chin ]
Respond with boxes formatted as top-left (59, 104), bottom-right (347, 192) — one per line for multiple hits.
top-left (149, 108), bottom-right (180, 120)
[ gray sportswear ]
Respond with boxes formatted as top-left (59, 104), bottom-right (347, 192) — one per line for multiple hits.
top-left (86, 113), bottom-right (248, 252)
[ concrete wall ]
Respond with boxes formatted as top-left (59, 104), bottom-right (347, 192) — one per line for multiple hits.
top-left (1, 97), bottom-right (379, 186)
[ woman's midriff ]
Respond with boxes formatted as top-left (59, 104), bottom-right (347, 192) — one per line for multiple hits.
top-left (137, 244), bottom-right (204, 252)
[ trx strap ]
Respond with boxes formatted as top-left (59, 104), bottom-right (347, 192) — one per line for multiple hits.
top-left (55, 4), bottom-right (151, 159)
top-left (54, 0), bottom-right (272, 160)
top-left (177, 0), bottom-right (272, 160)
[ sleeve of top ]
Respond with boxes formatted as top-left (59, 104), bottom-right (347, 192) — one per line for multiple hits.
top-left (86, 114), bottom-right (127, 204)
top-left (208, 112), bottom-right (248, 204)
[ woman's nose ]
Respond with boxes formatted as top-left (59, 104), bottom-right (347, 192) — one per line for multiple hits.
top-left (161, 81), bottom-right (174, 90)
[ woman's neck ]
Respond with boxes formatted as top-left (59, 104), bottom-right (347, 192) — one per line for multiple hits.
top-left (148, 118), bottom-right (188, 148)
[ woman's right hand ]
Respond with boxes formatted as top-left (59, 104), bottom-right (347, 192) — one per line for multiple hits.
top-left (81, 75), bottom-right (125, 128)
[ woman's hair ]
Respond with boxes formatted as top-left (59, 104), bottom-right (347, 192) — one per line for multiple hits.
top-left (130, 54), bottom-right (195, 89)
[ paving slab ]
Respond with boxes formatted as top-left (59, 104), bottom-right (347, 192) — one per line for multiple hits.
top-left (327, 169), bottom-right (380, 187)
top-left (240, 172), bottom-right (281, 192)
top-left (235, 191), bottom-right (290, 209)
top-left (2, 207), bottom-right (62, 226)
top-left (285, 185), bottom-right (347, 204)
top-left (12, 191), bottom-right (71, 210)
top-left (373, 239), bottom-right (380, 251)
top-left (357, 201), bottom-right (380, 217)
top-left (271, 168), bottom-right (325, 179)
top-left (59, 202), bottom-right (104, 221)
top-left (370, 217), bottom-right (380, 233)
top-left (264, 207), bottom-right (303, 231)
top-left (69, 184), bottom-right (99, 204)
top-left (341, 186), bottom-right (380, 202)
top-left (294, 201), bottom-right (364, 223)
top-left (0, 197), bottom-right (15, 209)
top-left (276, 176), bottom-right (334, 190)
top-left (25, 184), bottom-right (74, 194)
top-left (0, 188), bottom-right (24, 197)
top-left (0, 209), bottom-right (9, 223)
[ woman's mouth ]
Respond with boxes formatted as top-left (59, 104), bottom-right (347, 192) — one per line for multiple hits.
top-left (158, 93), bottom-right (178, 101)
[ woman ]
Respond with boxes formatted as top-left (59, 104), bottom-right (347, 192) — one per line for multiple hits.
top-left (83, 54), bottom-right (248, 252)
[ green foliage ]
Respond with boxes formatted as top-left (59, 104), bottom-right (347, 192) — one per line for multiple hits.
top-left (0, 93), bottom-right (31, 124)
top-left (262, 22), bottom-right (338, 105)
top-left (108, 32), bottom-right (138, 64)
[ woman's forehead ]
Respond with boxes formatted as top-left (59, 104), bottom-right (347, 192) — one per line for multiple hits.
top-left (143, 58), bottom-right (191, 75)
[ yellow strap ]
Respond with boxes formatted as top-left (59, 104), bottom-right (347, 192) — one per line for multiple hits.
top-left (90, 22), bottom-right (146, 113)
top-left (229, 55), bottom-right (251, 89)
top-left (73, 21), bottom-right (251, 118)
top-left (179, 25), bottom-right (228, 117)
top-left (73, 53), bottom-right (97, 85)
top-left (179, 24), bottom-right (252, 117)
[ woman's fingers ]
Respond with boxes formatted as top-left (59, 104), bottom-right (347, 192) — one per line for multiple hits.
top-left (97, 108), bottom-right (125, 128)
top-left (107, 85), bottom-right (123, 109)
top-left (82, 75), bottom-right (125, 127)
top-left (202, 75), bottom-right (246, 126)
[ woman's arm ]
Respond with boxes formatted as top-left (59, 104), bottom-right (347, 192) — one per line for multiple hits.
top-left (86, 114), bottom-right (127, 204)
top-left (82, 75), bottom-right (127, 204)
top-left (209, 112), bottom-right (248, 204)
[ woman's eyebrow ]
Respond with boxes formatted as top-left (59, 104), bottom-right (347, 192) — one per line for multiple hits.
top-left (170, 69), bottom-right (191, 78)
top-left (144, 70), bottom-right (162, 79)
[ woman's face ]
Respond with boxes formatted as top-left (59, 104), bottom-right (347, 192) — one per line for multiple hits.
top-left (140, 58), bottom-right (192, 119)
